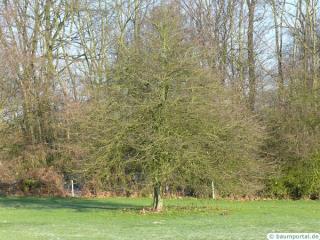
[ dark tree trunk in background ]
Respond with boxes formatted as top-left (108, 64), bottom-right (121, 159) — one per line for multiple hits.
top-left (247, 0), bottom-right (256, 111)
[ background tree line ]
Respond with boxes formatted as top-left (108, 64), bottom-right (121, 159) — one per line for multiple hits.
top-left (0, 0), bottom-right (319, 206)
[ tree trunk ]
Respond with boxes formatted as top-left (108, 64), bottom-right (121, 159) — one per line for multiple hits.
top-left (247, 0), bottom-right (256, 111)
top-left (152, 182), bottom-right (163, 211)
top-left (271, 0), bottom-right (285, 104)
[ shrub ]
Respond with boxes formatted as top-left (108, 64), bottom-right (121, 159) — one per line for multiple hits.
top-left (18, 167), bottom-right (65, 197)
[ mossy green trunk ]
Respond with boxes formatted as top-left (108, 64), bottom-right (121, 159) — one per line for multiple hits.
top-left (152, 182), bottom-right (163, 211)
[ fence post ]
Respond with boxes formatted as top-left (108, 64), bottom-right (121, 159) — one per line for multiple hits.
top-left (71, 180), bottom-right (74, 197)
top-left (211, 181), bottom-right (215, 200)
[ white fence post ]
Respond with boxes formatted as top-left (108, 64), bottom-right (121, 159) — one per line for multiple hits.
top-left (211, 181), bottom-right (215, 200)
top-left (71, 180), bottom-right (74, 197)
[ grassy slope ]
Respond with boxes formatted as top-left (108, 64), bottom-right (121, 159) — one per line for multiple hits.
top-left (0, 197), bottom-right (319, 240)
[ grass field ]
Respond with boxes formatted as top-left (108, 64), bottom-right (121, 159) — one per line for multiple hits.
top-left (0, 197), bottom-right (319, 240)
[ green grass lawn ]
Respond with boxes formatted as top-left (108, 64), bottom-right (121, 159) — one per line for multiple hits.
top-left (0, 197), bottom-right (319, 240)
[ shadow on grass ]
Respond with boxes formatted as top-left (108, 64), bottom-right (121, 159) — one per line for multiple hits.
top-left (0, 197), bottom-right (146, 212)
